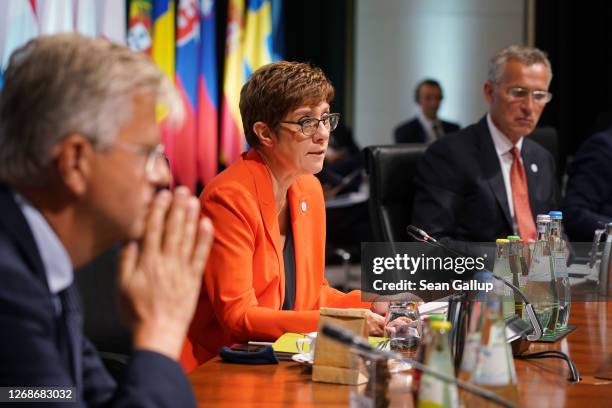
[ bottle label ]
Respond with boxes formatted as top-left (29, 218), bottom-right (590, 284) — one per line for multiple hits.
top-left (528, 255), bottom-right (553, 282)
top-left (472, 324), bottom-right (515, 386)
top-left (552, 252), bottom-right (569, 278)
top-left (418, 374), bottom-right (459, 408)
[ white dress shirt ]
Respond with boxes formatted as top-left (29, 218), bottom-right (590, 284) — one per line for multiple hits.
top-left (13, 192), bottom-right (73, 295)
top-left (486, 113), bottom-right (524, 235)
top-left (417, 108), bottom-right (443, 144)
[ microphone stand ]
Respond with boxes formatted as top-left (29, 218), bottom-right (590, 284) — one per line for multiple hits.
top-left (322, 323), bottom-right (517, 408)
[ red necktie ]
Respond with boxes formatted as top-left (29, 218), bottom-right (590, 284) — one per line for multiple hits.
top-left (510, 147), bottom-right (536, 241)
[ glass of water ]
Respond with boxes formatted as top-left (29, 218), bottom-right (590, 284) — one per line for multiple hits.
top-left (384, 301), bottom-right (422, 356)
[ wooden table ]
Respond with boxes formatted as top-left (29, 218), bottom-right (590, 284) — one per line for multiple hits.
top-left (189, 301), bottom-right (612, 407)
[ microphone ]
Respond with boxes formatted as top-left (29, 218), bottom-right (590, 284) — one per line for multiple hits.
top-left (405, 225), bottom-right (543, 342)
top-left (322, 324), bottom-right (517, 408)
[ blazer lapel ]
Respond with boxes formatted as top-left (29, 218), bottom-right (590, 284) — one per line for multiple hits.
top-left (243, 150), bottom-right (284, 303)
top-left (287, 180), bottom-right (310, 309)
top-left (477, 118), bottom-right (513, 231)
top-left (0, 184), bottom-right (47, 286)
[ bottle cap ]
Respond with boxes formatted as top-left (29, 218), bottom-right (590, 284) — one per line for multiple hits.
top-left (549, 211), bottom-right (563, 219)
top-left (507, 235), bottom-right (521, 241)
top-left (496, 238), bottom-right (510, 243)
top-left (536, 214), bottom-right (551, 223)
top-left (427, 313), bottom-right (447, 323)
top-left (430, 320), bottom-right (452, 331)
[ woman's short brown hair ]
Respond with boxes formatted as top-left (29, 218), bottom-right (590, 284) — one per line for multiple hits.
top-left (239, 61), bottom-right (334, 147)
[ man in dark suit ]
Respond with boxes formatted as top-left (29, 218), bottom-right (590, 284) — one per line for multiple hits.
top-left (412, 45), bottom-right (557, 245)
top-left (394, 79), bottom-right (460, 144)
top-left (563, 127), bottom-right (612, 241)
top-left (0, 34), bottom-right (213, 406)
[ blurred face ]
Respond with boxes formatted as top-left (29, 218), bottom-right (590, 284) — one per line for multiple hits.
top-left (272, 101), bottom-right (331, 177)
top-left (418, 84), bottom-right (442, 120)
top-left (88, 91), bottom-right (170, 243)
top-left (484, 60), bottom-right (551, 144)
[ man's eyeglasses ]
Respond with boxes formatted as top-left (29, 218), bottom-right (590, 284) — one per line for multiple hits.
top-left (279, 113), bottom-right (340, 137)
top-left (112, 142), bottom-right (167, 177)
top-left (507, 87), bottom-right (553, 104)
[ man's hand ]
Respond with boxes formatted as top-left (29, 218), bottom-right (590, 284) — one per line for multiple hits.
top-left (118, 187), bottom-right (214, 360)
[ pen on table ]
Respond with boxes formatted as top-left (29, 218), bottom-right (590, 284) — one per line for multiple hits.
top-left (248, 341), bottom-right (274, 346)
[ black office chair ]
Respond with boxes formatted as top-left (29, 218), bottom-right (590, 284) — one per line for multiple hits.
top-left (529, 125), bottom-right (563, 181)
top-left (364, 144), bottom-right (428, 242)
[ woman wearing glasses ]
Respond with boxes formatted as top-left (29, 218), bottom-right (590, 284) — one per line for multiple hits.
top-left (181, 62), bottom-right (387, 369)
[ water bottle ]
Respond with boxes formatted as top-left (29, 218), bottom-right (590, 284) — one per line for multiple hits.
top-left (507, 235), bottom-right (524, 318)
top-left (548, 211), bottom-right (571, 328)
top-left (523, 214), bottom-right (559, 333)
top-left (467, 280), bottom-right (520, 408)
top-left (492, 239), bottom-right (515, 319)
top-left (417, 320), bottom-right (459, 408)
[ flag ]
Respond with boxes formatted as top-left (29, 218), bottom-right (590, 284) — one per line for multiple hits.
top-left (243, 0), bottom-right (273, 78)
top-left (270, 0), bottom-right (283, 61)
top-left (174, 0), bottom-right (200, 192)
top-left (151, 0), bottom-right (177, 182)
top-left (38, 0), bottom-right (73, 34)
top-left (127, 0), bottom-right (153, 54)
top-left (0, 0), bottom-right (39, 89)
top-left (97, 0), bottom-right (126, 44)
top-left (197, 0), bottom-right (218, 184)
top-left (220, 0), bottom-right (245, 166)
top-left (74, 0), bottom-right (96, 37)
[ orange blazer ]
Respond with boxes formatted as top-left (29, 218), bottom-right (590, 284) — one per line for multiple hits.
top-left (180, 150), bottom-right (369, 371)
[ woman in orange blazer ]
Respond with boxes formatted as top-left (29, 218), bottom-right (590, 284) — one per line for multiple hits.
top-left (181, 62), bottom-right (387, 370)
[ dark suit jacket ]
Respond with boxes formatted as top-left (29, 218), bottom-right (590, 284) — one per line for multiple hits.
top-left (0, 184), bottom-right (195, 407)
top-left (563, 128), bottom-right (612, 241)
top-left (411, 116), bottom-right (557, 245)
top-left (394, 117), bottom-right (460, 144)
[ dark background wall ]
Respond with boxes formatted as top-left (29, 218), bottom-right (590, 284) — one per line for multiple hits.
top-left (535, 0), bottom-right (612, 165)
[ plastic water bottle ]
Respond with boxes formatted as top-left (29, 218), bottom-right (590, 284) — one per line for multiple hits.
top-left (549, 211), bottom-right (571, 328)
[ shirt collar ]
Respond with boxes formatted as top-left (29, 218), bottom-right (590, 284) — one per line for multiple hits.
top-left (487, 113), bottom-right (524, 156)
top-left (13, 192), bottom-right (73, 294)
top-left (417, 107), bottom-right (436, 131)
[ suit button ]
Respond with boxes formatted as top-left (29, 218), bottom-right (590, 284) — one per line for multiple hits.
top-left (301, 201), bottom-right (307, 212)
top-left (531, 163), bottom-right (538, 173)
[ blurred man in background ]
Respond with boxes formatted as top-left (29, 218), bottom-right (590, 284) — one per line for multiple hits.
top-left (394, 79), bottom-right (460, 144)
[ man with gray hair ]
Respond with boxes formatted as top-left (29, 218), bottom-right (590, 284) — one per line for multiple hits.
top-left (0, 34), bottom-right (213, 406)
top-left (412, 45), bottom-right (557, 243)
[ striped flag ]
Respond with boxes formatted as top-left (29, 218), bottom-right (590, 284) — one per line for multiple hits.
top-left (174, 0), bottom-right (200, 192)
top-left (38, 0), bottom-right (73, 34)
top-left (151, 0), bottom-right (177, 184)
top-left (74, 0), bottom-right (96, 37)
top-left (219, 0), bottom-right (245, 166)
top-left (0, 0), bottom-right (39, 89)
top-left (243, 0), bottom-right (274, 78)
top-left (127, 0), bottom-right (153, 54)
top-left (197, 0), bottom-right (218, 185)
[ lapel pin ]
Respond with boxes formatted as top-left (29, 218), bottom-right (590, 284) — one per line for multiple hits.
top-left (531, 163), bottom-right (538, 173)
top-left (301, 201), bottom-right (307, 212)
